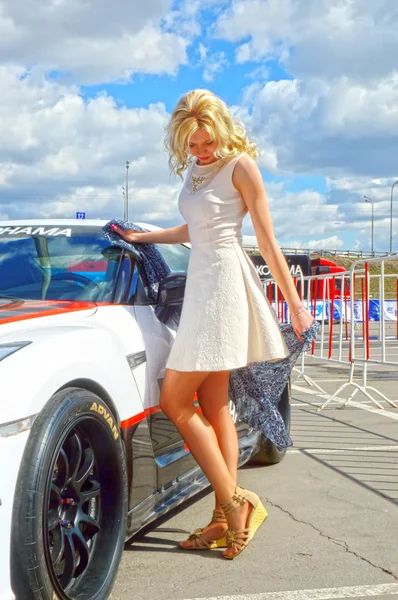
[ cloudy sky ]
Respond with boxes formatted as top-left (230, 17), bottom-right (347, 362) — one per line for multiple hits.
top-left (0, 0), bottom-right (398, 252)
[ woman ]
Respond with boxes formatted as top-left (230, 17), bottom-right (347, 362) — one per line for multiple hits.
top-left (111, 89), bottom-right (315, 559)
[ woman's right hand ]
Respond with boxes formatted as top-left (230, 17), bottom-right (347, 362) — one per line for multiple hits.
top-left (111, 224), bottom-right (146, 243)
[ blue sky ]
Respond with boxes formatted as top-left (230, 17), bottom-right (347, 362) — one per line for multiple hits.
top-left (79, 45), bottom-right (293, 112)
top-left (0, 0), bottom-right (398, 252)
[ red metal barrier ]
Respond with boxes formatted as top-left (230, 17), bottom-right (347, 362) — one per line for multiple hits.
top-left (329, 277), bottom-right (335, 359)
top-left (365, 262), bottom-right (370, 360)
top-left (312, 277), bottom-right (318, 354)
top-left (361, 277), bottom-right (365, 343)
top-left (263, 256), bottom-right (398, 412)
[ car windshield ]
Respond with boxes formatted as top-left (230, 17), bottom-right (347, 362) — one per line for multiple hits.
top-left (0, 228), bottom-right (122, 302)
top-left (0, 225), bottom-right (190, 302)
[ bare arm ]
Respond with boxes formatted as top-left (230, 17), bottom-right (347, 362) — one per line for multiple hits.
top-left (233, 155), bottom-right (313, 336)
top-left (111, 222), bottom-right (190, 244)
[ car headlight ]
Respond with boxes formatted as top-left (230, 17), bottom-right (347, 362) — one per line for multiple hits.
top-left (0, 341), bottom-right (32, 361)
top-left (0, 414), bottom-right (36, 438)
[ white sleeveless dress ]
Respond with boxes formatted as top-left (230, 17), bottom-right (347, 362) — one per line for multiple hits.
top-left (165, 153), bottom-right (289, 372)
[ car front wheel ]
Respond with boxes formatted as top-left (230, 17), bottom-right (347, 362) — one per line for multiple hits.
top-left (11, 387), bottom-right (127, 600)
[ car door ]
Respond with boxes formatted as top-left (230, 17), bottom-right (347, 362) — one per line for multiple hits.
top-left (130, 242), bottom-right (198, 489)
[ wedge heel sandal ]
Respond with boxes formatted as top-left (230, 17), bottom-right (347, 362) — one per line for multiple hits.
top-left (179, 508), bottom-right (228, 550)
top-left (221, 485), bottom-right (268, 559)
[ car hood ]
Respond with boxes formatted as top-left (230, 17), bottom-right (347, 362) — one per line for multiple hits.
top-left (0, 298), bottom-right (98, 329)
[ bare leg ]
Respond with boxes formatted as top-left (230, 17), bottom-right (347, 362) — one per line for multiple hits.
top-left (179, 370), bottom-right (237, 548)
top-left (160, 368), bottom-right (251, 558)
top-left (160, 369), bottom-right (236, 503)
top-left (198, 370), bottom-right (239, 485)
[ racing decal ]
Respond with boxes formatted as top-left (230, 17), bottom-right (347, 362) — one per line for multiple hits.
top-left (120, 398), bottom-right (199, 430)
top-left (0, 226), bottom-right (72, 237)
top-left (90, 402), bottom-right (120, 440)
top-left (120, 405), bottom-right (162, 429)
top-left (0, 299), bottom-right (98, 325)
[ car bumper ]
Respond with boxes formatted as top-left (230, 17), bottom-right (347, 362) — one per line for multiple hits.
top-left (0, 430), bottom-right (30, 600)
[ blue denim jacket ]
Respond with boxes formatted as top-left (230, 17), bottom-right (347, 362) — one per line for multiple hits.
top-left (103, 219), bottom-right (320, 449)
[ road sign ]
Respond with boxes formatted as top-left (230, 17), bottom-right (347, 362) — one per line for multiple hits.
top-left (76, 212), bottom-right (86, 219)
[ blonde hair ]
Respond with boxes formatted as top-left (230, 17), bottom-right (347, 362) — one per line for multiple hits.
top-left (165, 89), bottom-right (259, 178)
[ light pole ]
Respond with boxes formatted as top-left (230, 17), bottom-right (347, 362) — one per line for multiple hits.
top-left (364, 195), bottom-right (374, 255)
top-left (390, 179), bottom-right (398, 254)
top-left (124, 160), bottom-right (130, 220)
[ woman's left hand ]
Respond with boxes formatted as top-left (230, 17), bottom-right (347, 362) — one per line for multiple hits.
top-left (291, 308), bottom-right (315, 342)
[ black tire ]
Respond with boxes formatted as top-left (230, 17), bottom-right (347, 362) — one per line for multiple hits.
top-left (250, 379), bottom-right (291, 465)
top-left (11, 388), bottom-right (128, 600)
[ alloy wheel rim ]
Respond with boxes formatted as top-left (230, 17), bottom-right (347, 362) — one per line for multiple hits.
top-left (44, 424), bottom-right (101, 594)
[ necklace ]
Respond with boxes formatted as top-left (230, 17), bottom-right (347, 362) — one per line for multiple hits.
top-left (186, 157), bottom-right (229, 194)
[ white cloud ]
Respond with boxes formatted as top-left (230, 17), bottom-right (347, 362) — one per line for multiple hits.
top-left (198, 43), bottom-right (208, 61)
top-left (2, 0), bottom-right (398, 252)
top-left (246, 76), bottom-right (398, 179)
top-left (162, 0), bottom-right (202, 38)
top-left (285, 236), bottom-right (344, 250)
top-left (0, 65), bottom-right (349, 242)
top-left (246, 65), bottom-right (270, 82)
top-left (0, 0), bottom-right (189, 83)
top-left (2, 182), bottom-right (182, 225)
top-left (211, 0), bottom-right (398, 250)
top-left (202, 51), bottom-right (228, 82)
top-left (329, 177), bottom-right (398, 252)
top-left (242, 174), bottom-right (398, 252)
top-left (213, 0), bottom-right (398, 185)
top-left (0, 66), bottom-right (185, 225)
top-left (216, 0), bottom-right (398, 82)
top-left (2, 63), bottom-right (394, 248)
top-left (194, 32), bottom-right (228, 82)
top-left (242, 183), bottom-right (343, 245)
top-left (305, 236), bottom-right (344, 250)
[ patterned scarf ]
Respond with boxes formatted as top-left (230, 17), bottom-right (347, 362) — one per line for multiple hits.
top-left (229, 321), bottom-right (319, 449)
top-left (102, 219), bottom-right (170, 302)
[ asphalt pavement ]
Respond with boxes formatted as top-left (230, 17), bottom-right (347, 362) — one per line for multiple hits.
top-left (110, 358), bottom-right (398, 600)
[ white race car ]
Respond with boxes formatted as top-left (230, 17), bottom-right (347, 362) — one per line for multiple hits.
top-left (0, 220), bottom-right (291, 600)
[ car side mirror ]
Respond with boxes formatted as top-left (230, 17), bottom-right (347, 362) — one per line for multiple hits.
top-left (155, 273), bottom-right (186, 325)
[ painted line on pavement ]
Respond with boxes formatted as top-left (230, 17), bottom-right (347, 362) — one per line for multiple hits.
top-left (185, 583), bottom-right (398, 600)
top-left (347, 400), bottom-right (398, 420)
top-left (287, 445), bottom-right (398, 455)
top-left (294, 379), bottom-right (361, 383)
top-left (292, 385), bottom-right (398, 420)
top-left (290, 400), bottom-right (391, 406)
top-left (300, 377), bottom-right (398, 382)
